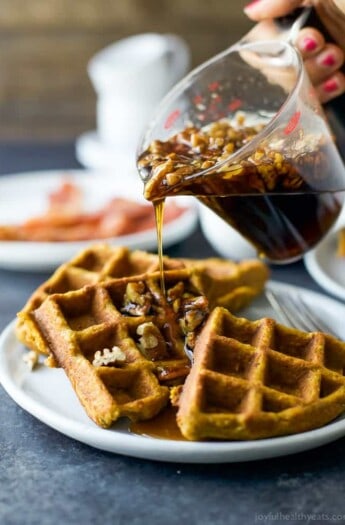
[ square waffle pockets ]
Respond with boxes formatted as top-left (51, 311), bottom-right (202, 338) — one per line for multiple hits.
top-left (31, 268), bottom-right (210, 428)
top-left (16, 244), bottom-right (269, 356)
top-left (176, 307), bottom-right (345, 440)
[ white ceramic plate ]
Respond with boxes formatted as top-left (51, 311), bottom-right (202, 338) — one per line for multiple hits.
top-left (304, 229), bottom-right (345, 301)
top-left (0, 169), bottom-right (198, 271)
top-left (2, 281), bottom-right (345, 463)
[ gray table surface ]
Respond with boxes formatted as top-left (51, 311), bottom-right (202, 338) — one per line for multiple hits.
top-left (1, 143), bottom-right (345, 525)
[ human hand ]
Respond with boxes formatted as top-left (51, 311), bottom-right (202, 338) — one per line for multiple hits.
top-left (243, 0), bottom-right (345, 103)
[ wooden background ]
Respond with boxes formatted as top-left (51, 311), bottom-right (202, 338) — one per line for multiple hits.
top-left (0, 0), bottom-right (252, 140)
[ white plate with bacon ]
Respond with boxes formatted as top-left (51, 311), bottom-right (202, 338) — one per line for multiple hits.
top-left (0, 169), bottom-right (198, 271)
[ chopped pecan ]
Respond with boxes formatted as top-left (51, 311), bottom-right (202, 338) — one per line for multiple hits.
top-left (122, 282), bottom-right (152, 316)
top-left (257, 164), bottom-right (278, 191)
top-left (167, 281), bottom-right (185, 302)
top-left (139, 114), bottom-right (323, 201)
top-left (156, 366), bottom-right (190, 385)
top-left (136, 322), bottom-right (169, 361)
top-left (179, 295), bottom-right (209, 349)
top-left (152, 159), bottom-right (175, 180)
top-left (166, 172), bottom-right (182, 186)
top-left (148, 139), bottom-right (171, 155)
top-left (181, 308), bottom-right (207, 333)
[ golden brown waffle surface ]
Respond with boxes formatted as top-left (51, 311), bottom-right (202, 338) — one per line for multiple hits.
top-left (176, 307), bottom-right (345, 440)
top-left (16, 244), bottom-right (269, 355)
top-left (31, 269), bottom-right (210, 427)
top-left (15, 245), bottom-right (184, 356)
top-left (182, 257), bottom-right (268, 312)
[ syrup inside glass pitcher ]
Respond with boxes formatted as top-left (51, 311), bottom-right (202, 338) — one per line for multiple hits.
top-left (137, 40), bottom-right (345, 265)
top-left (138, 115), bottom-right (344, 264)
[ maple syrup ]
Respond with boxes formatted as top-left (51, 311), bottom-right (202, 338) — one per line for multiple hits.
top-left (139, 121), bottom-right (345, 263)
top-left (129, 406), bottom-right (187, 441)
top-left (198, 190), bottom-right (342, 263)
top-left (153, 199), bottom-right (166, 294)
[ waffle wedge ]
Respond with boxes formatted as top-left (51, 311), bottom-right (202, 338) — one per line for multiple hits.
top-left (31, 269), bottom-right (210, 427)
top-left (182, 257), bottom-right (269, 312)
top-left (175, 307), bottom-right (345, 440)
top-left (16, 244), bottom-right (184, 356)
top-left (16, 244), bottom-right (269, 356)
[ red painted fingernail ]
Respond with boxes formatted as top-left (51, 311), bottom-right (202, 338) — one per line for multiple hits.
top-left (244, 0), bottom-right (261, 10)
top-left (323, 79), bottom-right (339, 93)
top-left (301, 37), bottom-right (317, 52)
top-left (321, 54), bottom-right (336, 67)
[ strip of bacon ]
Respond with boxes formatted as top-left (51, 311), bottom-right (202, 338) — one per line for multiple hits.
top-left (0, 179), bottom-right (186, 242)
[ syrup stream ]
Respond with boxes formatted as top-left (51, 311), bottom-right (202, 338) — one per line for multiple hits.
top-left (154, 199), bottom-right (166, 296)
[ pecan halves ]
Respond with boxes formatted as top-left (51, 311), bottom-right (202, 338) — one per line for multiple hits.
top-left (136, 322), bottom-right (169, 361)
top-left (122, 282), bottom-right (152, 316)
top-left (179, 295), bottom-right (209, 350)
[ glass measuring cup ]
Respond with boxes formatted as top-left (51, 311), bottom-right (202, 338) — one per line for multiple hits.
top-left (137, 18), bottom-right (345, 264)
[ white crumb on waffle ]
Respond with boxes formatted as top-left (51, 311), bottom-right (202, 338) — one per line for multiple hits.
top-left (92, 346), bottom-right (126, 367)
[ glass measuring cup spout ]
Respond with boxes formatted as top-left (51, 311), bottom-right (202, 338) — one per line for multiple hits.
top-left (137, 36), bottom-right (345, 264)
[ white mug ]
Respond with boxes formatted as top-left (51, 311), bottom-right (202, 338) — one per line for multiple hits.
top-left (88, 33), bottom-right (190, 149)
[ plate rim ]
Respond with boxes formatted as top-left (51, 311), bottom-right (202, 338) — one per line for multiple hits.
top-left (2, 280), bottom-right (345, 463)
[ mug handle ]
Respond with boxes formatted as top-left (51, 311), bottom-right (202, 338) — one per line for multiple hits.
top-left (163, 34), bottom-right (191, 85)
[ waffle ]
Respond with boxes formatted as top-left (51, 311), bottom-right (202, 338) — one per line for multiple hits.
top-left (175, 307), bottom-right (345, 440)
top-left (16, 244), bottom-right (269, 356)
top-left (16, 244), bottom-right (184, 356)
top-left (182, 257), bottom-right (269, 312)
top-left (30, 269), bottom-right (210, 427)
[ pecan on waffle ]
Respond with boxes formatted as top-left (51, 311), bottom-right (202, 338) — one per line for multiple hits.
top-left (175, 307), bottom-right (345, 440)
top-left (16, 244), bottom-right (184, 356)
top-left (16, 244), bottom-right (269, 357)
top-left (31, 269), bottom-right (209, 427)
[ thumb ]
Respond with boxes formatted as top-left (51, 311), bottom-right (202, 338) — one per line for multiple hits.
top-left (244, 0), bottom-right (306, 21)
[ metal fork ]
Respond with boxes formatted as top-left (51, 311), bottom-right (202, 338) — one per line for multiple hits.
top-left (265, 288), bottom-right (342, 339)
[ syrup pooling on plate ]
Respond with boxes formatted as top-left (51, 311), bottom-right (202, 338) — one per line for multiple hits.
top-left (138, 115), bottom-right (345, 263)
top-left (129, 406), bottom-right (186, 441)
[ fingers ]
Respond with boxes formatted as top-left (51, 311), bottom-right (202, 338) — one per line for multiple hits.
top-left (297, 29), bottom-right (343, 83)
top-left (296, 27), bottom-right (345, 102)
top-left (243, 1), bottom-right (345, 102)
top-left (244, 0), bottom-right (304, 20)
top-left (315, 71), bottom-right (345, 103)
top-left (304, 43), bottom-right (344, 83)
top-left (295, 27), bottom-right (325, 55)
